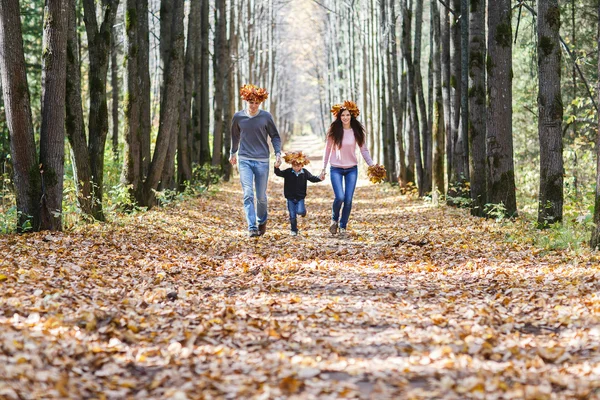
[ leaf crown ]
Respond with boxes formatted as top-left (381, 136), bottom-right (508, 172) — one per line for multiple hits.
top-left (330, 100), bottom-right (360, 118)
top-left (283, 151), bottom-right (311, 167)
top-left (240, 84), bottom-right (269, 103)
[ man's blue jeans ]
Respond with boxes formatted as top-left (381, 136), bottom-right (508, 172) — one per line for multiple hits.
top-left (238, 159), bottom-right (269, 231)
top-left (287, 199), bottom-right (306, 221)
top-left (330, 165), bottom-right (358, 229)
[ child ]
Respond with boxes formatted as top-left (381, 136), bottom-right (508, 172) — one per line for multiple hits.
top-left (274, 151), bottom-right (323, 236)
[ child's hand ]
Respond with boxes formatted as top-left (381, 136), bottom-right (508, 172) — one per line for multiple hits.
top-left (274, 159), bottom-right (282, 168)
top-left (319, 171), bottom-right (326, 180)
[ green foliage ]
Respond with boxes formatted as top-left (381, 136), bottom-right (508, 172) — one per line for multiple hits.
top-left (485, 202), bottom-right (508, 222)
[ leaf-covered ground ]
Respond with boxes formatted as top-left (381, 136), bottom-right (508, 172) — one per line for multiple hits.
top-left (1, 138), bottom-right (600, 399)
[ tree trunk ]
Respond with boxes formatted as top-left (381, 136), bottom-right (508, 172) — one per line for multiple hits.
top-left (111, 24), bottom-right (120, 162)
top-left (431, 0), bottom-right (445, 204)
top-left (402, 0), bottom-right (424, 195)
top-left (177, 0), bottom-right (198, 190)
top-left (122, 0), bottom-right (142, 202)
top-left (40, 0), bottom-right (68, 231)
top-left (82, 0), bottom-right (119, 220)
top-left (390, 0), bottom-right (406, 185)
top-left (486, 0), bottom-right (517, 217)
top-left (414, 0), bottom-right (431, 194)
top-left (469, 0), bottom-right (486, 216)
top-left (447, 0), bottom-right (463, 201)
top-left (199, 0), bottom-right (211, 165)
top-left (537, 0), bottom-right (563, 226)
top-left (138, 0), bottom-right (151, 178)
top-left (211, 0), bottom-right (226, 168)
top-left (222, 0), bottom-right (236, 181)
top-left (0, 0), bottom-right (41, 231)
top-left (590, 2), bottom-right (600, 249)
top-left (66, 0), bottom-right (94, 218)
top-left (141, 0), bottom-right (184, 206)
top-left (440, 3), bottom-right (452, 191)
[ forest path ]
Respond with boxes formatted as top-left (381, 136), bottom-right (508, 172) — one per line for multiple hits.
top-left (1, 137), bottom-right (600, 398)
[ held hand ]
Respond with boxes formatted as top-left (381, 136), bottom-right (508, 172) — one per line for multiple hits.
top-left (274, 159), bottom-right (282, 168)
top-left (229, 154), bottom-right (237, 166)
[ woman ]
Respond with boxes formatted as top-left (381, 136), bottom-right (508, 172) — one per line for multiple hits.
top-left (320, 100), bottom-right (374, 235)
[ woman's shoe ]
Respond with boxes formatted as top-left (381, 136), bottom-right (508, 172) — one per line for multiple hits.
top-left (329, 221), bottom-right (338, 235)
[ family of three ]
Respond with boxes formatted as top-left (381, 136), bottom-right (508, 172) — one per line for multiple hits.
top-left (229, 84), bottom-right (375, 237)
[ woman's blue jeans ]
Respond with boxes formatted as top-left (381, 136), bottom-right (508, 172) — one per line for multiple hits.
top-left (330, 165), bottom-right (358, 229)
top-left (238, 159), bottom-right (269, 231)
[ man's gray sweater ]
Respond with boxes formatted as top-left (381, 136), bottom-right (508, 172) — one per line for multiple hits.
top-left (230, 110), bottom-right (282, 161)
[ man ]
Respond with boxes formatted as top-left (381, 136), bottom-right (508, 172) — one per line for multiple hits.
top-left (229, 84), bottom-right (282, 237)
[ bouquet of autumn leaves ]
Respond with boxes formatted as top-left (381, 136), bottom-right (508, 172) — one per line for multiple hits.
top-left (367, 164), bottom-right (386, 183)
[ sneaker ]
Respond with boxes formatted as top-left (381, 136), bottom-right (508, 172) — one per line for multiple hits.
top-left (248, 229), bottom-right (260, 237)
top-left (329, 221), bottom-right (338, 235)
top-left (339, 228), bottom-right (347, 235)
top-left (258, 221), bottom-right (267, 235)
top-left (290, 230), bottom-right (298, 236)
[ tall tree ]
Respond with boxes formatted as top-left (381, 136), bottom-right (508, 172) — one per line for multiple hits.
top-left (536, 0), bottom-right (563, 226)
top-left (66, 0), bottom-right (93, 218)
top-left (486, 0), bottom-right (517, 217)
top-left (82, 0), bottom-right (119, 220)
top-left (590, 2), bottom-right (600, 249)
top-left (198, 0), bottom-right (211, 165)
top-left (141, 0), bottom-right (184, 206)
top-left (211, 0), bottom-right (227, 168)
top-left (177, 0), bottom-right (199, 190)
top-left (39, 0), bottom-right (68, 230)
top-left (469, 0), bottom-right (486, 216)
top-left (431, 0), bottom-right (445, 203)
top-left (0, 0), bottom-right (41, 231)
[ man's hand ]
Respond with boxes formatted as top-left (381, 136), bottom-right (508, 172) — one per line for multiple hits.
top-left (274, 159), bottom-right (282, 168)
top-left (319, 169), bottom-right (326, 181)
top-left (229, 154), bottom-right (237, 166)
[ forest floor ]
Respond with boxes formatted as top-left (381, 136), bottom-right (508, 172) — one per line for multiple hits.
top-left (1, 134), bottom-right (600, 399)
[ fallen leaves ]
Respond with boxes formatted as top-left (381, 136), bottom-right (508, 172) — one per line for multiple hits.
top-left (1, 174), bottom-right (600, 399)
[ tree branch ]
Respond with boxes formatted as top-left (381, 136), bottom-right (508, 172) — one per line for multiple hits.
top-left (515, 0), bottom-right (598, 113)
top-left (437, 0), bottom-right (456, 16)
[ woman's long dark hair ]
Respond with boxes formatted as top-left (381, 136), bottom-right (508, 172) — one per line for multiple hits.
top-left (326, 110), bottom-right (366, 148)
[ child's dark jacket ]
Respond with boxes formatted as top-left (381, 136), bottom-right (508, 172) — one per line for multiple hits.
top-left (274, 167), bottom-right (321, 200)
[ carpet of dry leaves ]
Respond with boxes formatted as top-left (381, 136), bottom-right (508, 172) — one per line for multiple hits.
top-left (2, 160), bottom-right (600, 399)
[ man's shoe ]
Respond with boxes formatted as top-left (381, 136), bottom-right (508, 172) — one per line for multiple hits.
top-left (249, 229), bottom-right (260, 238)
top-left (299, 212), bottom-right (307, 218)
top-left (329, 221), bottom-right (338, 235)
top-left (339, 228), bottom-right (347, 236)
top-left (258, 221), bottom-right (267, 235)
top-left (290, 230), bottom-right (298, 236)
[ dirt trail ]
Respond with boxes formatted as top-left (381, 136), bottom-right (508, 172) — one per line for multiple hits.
top-left (1, 134), bottom-right (599, 399)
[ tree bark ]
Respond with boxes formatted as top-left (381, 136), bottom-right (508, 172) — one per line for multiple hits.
top-left (177, 0), bottom-right (198, 190)
top-left (211, 0), bottom-right (226, 168)
top-left (111, 24), bottom-right (120, 162)
top-left (39, 0), bottom-right (69, 231)
top-left (199, 0), bottom-right (211, 165)
top-left (402, 0), bottom-right (424, 195)
top-left (0, 0), bottom-right (41, 231)
top-left (66, 0), bottom-right (94, 218)
top-left (390, 0), bottom-right (406, 185)
top-left (590, 2), bottom-right (600, 249)
top-left (486, 0), bottom-right (517, 217)
top-left (469, 0), bottom-right (486, 216)
top-left (440, 3), bottom-right (452, 191)
top-left (537, 0), bottom-right (563, 226)
top-left (431, 0), bottom-right (445, 204)
top-left (82, 0), bottom-right (119, 220)
top-left (142, 0), bottom-right (184, 206)
top-left (414, 0), bottom-right (431, 194)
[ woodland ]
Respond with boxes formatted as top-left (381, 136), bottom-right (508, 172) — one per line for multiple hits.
top-left (1, 0), bottom-right (600, 398)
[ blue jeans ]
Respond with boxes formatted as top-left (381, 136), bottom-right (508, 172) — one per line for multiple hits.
top-left (238, 160), bottom-right (269, 231)
top-left (287, 199), bottom-right (306, 221)
top-left (330, 165), bottom-right (358, 229)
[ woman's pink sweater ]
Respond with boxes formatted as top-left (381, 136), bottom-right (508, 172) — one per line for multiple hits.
top-left (323, 128), bottom-right (374, 169)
